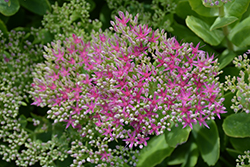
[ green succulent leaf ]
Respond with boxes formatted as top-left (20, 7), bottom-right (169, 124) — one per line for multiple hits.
top-left (0, 0), bottom-right (19, 16)
top-left (0, 18), bottom-right (7, 34)
top-left (181, 141), bottom-right (199, 167)
top-left (228, 17), bottom-right (250, 47)
top-left (19, 0), bottom-right (51, 15)
top-left (165, 123), bottom-right (191, 148)
top-left (224, 0), bottom-right (250, 17)
top-left (218, 49), bottom-right (237, 70)
top-left (175, 0), bottom-right (198, 20)
top-left (230, 137), bottom-right (250, 153)
top-left (186, 16), bottom-right (224, 46)
top-left (223, 112), bottom-right (250, 138)
top-left (210, 16), bottom-right (238, 31)
top-left (188, 0), bottom-right (219, 17)
top-left (137, 134), bottom-right (174, 167)
top-left (226, 148), bottom-right (243, 159)
top-left (192, 120), bottom-right (220, 166)
top-left (167, 136), bottom-right (198, 167)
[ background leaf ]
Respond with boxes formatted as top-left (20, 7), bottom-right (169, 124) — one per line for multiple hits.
top-left (218, 49), bottom-right (237, 70)
top-left (181, 140), bottom-right (199, 167)
top-left (19, 0), bottom-right (51, 15)
top-left (224, 0), bottom-right (250, 18)
top-left (228, 17), bottom-right (250, 47)
top-left (230, 137), bottom-right (250, 153)
top-left (0, 0), bottom-right (19, 16)
top-left (210, 16), bottom-right (238, 31)
top-left (192, 120), bottom-right (220, 166)
top-left (186, 16), bottom-right (224, 46)
top-left (223, 112), bottom-right (250, 138)
top-left (137, 134), bottom-right (174, 167)
top-left (188, 0), bottom-right (219, 17)
top-left (0, 18), bottom-right (7, 34)
top-left (165, 123), bottom-right (191, 148)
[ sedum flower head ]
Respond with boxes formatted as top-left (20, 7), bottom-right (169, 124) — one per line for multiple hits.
top-left (31, 11), bottom-right (225, 165)
top-left (236, 150), bottom-right (250, 167)
top-left (203, 0), bottom-right (232, 6)
top-left (225, 51), bottom-right (250, 113)
top-left (42, 0), bottom-right (102, 41)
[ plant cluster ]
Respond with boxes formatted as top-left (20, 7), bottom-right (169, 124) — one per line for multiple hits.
top-left (0, 0), bottom-right (250, 167)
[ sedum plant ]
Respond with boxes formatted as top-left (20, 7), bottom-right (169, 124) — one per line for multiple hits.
top-left (225, 50), bottom-right (250, 113)
top-left (31, 11), bottom-right (225, 166)
top-left (42, 0), bottom-right (102, 42)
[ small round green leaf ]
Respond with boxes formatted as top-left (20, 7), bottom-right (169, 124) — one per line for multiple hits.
top-left (0, 0), bottom-right (19, 16)
top-left (137, 134), bottom-right (174, 167)
top-left (165, 123), bottom-right (191, 148)
top-left (188, 0), bottom-right (219, 17)
top-left (186, 16), bottom-right (224, 46)
top-left (210, 16), bottom-right (238, 31)
top-left (192, 120), bottom-right (220, 166)
top-left (19, 0), bottom-right (51, 15)
top-left (223, 112), bottom-right (250, 138)
top-left (228, 17), bottom-right (250, 47)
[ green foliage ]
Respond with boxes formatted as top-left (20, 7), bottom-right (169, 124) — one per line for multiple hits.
top-left (210, 16), bottom-right (238, 31)
top-left (188, 0), bottom-right (219, 17)
top-left (165, 123), bottom-right (191, 148)
top-left (1, 0), bottom-right (250, 166)
top-left (192, 120), bottom-right (220, 166)
top-left (19, 0), bottom-right (51, 15)
top-left (0, 0), bottom-right (19, 16)
top-left (137, 134), bottom-right (174, 167)
top-left (223, 113), bottom-right (250, 138)
top-left (228, 16), bottom-right (250, 47)
top-left (186, 15), bottom-right (224, 46)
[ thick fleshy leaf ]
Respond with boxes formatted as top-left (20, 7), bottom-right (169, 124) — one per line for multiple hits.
top-left (137, 134), bottom-right (174, 167)
top-left (171, 22), bottom-right (218, 54)
top-left (0, 0), bottom-right (19, 16)
top-left (0, 18), bottom-right (7, 34)
top-left (188, 0), bottom-right (219, 17)
top-left (210, 16), bottom-right (238, 31)
top-left (230, 137), bottom-right (250, 153)
top-left (19, 0), bottom-right (51, 15)
top-left (222, 92), bottom-right (234, 117)
top-left (192, 120), bottom-right (220, 166)
top-left (167, 143), bottom-right (188, 165)
top-left (176, 0), bottom-right (198, 19)
top-left (181, 141), bottom-right (199, 167)
top-left (224, 0), bottom-right (250, 18)
top-left (168, 136), bottom-right (198, 166)
top-left (186, 16), bottom-right (224, 46)
top-left (165, 123), bottom-right (191, 148)
top-left (228, 17), bottom-right (250, 47)
top-left (223, 112), bottom-right (250, 138)
top-left (226, 148), bottom-right (243, 159)
top-left (218, 49), bottom-right (237, 70)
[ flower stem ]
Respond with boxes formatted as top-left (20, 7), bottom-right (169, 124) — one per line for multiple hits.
top-left (219, 6), bottom-right (234, 51)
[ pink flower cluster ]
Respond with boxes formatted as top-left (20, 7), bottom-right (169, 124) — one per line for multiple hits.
top-left (31, 11), bottom-right (225, 158)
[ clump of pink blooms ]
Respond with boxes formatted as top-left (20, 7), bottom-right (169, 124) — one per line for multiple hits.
top-left (203, 0), bottom-right (231, 6)
top-left (31, 11), bottom-right (226, 165)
